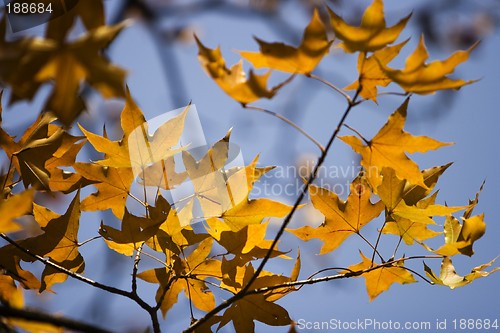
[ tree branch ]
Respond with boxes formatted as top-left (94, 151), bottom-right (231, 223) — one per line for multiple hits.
top-left (0, 234), bottom-right (154, 315)
top-left (244, 105), bottom-right (325, 152)
top-left (184, 86), bottom-right (363, 333)
top-left (0, 305), bottom-right (113, 333)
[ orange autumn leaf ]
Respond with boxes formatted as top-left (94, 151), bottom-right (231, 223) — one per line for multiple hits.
top-left (289, 176), bottom-right (383, 254)
top-left (381, 35), bottom-right (478, 94)
top-left (349, 251), bottom-right (416, 301)
top-left (79, 88), bottom-right (187, 172)
top-left (0, 190), bottom-right (33, 234)
top-left (328, 0), bottom-right (411, 53)
top-left (240, 9), bottom-right (331, 74)
top-left (340, 99), bottom-right (451, 189)
top-left (195, 36), bottom-right (286, 105)
top-left (345, 40), bottom-right (408, 102)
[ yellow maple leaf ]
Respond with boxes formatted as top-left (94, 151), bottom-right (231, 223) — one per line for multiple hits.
top-left (289, 176), bottom-right (383, 254)
top-left (22, 191), bottom-right (84, 292)
top-left (381, 35), bottom-right (478, 94)
top-left (378, 168), bottom-right (464, 225)
top-left (218, 264), bottom-right (291, 333)
top-left (196, 36), bottom-right (285, 105)
top-left (340, 98), bottom-right (451, 189)
top-left (424, 256), bottom-right (499, 289)
top-left (138, 238), bottom-right (221, 318)
top-left (73, 163), bottom-right (133, 219)
top-left (434, 214), bottom-right (486, 257)
top-left (0, 190), bottom-right (33, 234)
top-left (99, 209), bottom-right (164, 256)
top-left (349, 251), bottom-right (416, 301)
top-left (240, 9), bottom-right (331, 74)
top-left (36, 23), bottom-right (128, 125)
top-left (328, 0), bottom-right (411, 53)
top-left (79, 89), bottom-right (187, 174)
top-left (345, 40), bottom-right (408, 102)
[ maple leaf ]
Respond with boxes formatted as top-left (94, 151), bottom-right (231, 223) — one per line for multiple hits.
top-left (221, 197), bottom-right (292, 232)
top-left (349, 251), bottom-right (416, 301)
top-left (138, 238), bottom-right (221, 317)
top-left (0, 109), bottom-right (87, 190)
top-left (401, 163), bottom-right (452, 206)
top-left (424, 256), bottom-right (499, 289)
top-left (37, 15), bottom-right (128, 125)
top-left (433, 214), bottom-right (486, 257)
top-left (0, 190), bottom-right (33, 234)
top-left (0, 15), bottom-right (128, 125)
top-left (73, 163), bottom-right (133, 219)
top-left (327, 0), bottom-right (411, 53)
top-left (175, 136), bottom-right (290, 230)
top-left (289, 176), bottom-right (383, 254)
top-left (377, 168), bottom-right (465, 245)
top-left (340, 98), bottom-right (451, 189)
top-left (179, 130), bottom-right (234, 221)
top-left (99, 208), bottom-right (164, 256)
top-left (80, 89), bottom-right (187, 173)
top-left (206, 218), bottom-right (288, 287)
top-left (196, 36), bottom-right (285, 105)
top-left (0, 191), bottom-right (85, 292)
top-left (145, 195), bottom-right (208, 255)
top-left (422, 184), bottom-right (487, 257)
top-left (218, 264), bottom-right (292, 333)
top-left (381, 35), bottom-right (478, 94)
top-left (240, 9), bottom-right (332, 74)
top-left (345, 40), bottom-right (408, 102)
top-left (137, 155), bottom-right (187, 190)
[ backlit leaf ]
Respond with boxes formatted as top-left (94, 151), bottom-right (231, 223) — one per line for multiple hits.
top-left (328, 0), bottom-right (411, 52)
top-left (240, 9), bottom-right (331, 74)
top-left (340, 98), bottom-right (451, 188)
top-left (381, 36), bottom-right (478, 94)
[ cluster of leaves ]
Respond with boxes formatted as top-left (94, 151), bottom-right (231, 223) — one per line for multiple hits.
top-left (0, 1), bottom-right (497, 333)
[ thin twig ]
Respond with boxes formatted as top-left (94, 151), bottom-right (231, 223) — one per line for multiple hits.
top-left (0, 233), bottom-right (154, 314)
top-left (185, 87), bottom-right (363, 333)
top-left (244, 255), bottom-right (443, 295)
top-left (132, 243), bottom-right (144, 295)
top-left (370, 219), bottom-right (388, 265)
top-left (78, 235), bottom-right (102, 247)
top-left (244, 105), bottom-right (325, 152)
top-left (356, 231), bottom-right (385, 262)
top-left (306, 73), bottom-right (352, 104)
top-left (343, 123), bottom-right (370, 145)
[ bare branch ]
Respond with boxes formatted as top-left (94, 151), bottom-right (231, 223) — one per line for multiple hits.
top-left (185, 86), bottom-right (363, 333)
top-left (0, 304), bottom-right (112, 333)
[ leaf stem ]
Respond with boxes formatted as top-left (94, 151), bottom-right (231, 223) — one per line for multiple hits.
top-left (185, 86), bottom-right (363, 333)
top-left (132, 243), bottom-right (144, 295)
top-left (77, 235), bottom-right (102, 247)
top-left (244, 105), bottom-right (325, 152)
top-left (343, 123), bottom-right (370, 145)
top-left (306, 73), bottom-right (352, 104)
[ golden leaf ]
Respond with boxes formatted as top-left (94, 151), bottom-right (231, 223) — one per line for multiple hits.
top-left (289, 176), bottom-right (383, 254)
top-left (328, 0), bottom-right (411, 52)
top-left (381, 36), bottom-right (478, 94)
top-left (240, 9), bottom-right (331, 74)
top-left (340, 98), bottom-right (451, 188)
